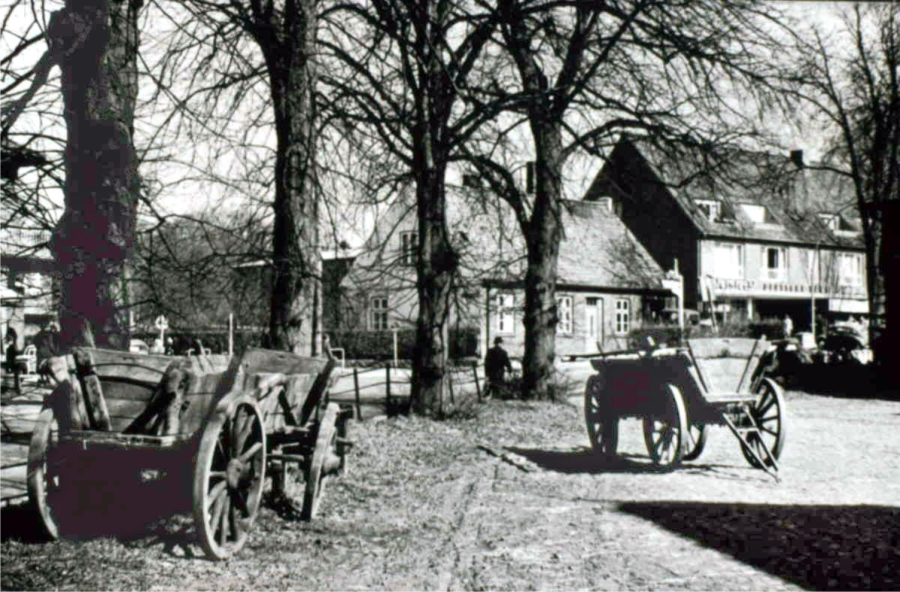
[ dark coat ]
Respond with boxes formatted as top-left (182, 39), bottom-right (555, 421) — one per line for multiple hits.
top-left (485, 345), bottom-right (512, 382)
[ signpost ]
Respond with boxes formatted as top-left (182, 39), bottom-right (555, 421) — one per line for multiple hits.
top-left (154, 315), bottom-right (169, 349)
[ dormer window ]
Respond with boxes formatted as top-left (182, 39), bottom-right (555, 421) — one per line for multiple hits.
top-left (597, 197), bottom-right (614, 213)
top-left (819, 213), bottom-right (839, 231)
top-left (820, 213), bottom-right (860, 234)
top-left (695, 199), bottom-right (721, 223)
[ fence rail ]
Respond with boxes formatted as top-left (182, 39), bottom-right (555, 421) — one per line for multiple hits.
top-left (328, 362), bottom-right (484, 420)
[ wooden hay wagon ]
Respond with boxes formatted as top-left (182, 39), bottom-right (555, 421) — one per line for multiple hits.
top-left (27, 342), bottom-right (352, 559)
top-left (584, 337), bottom-right (787, 479)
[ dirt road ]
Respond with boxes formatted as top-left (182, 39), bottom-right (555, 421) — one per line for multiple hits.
top-left (2, 390), bottom-right (898, 590)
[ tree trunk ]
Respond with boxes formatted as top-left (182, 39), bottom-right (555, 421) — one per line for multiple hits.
top-left (521, 124), bottom-right (564, 399)
top-left (411, 163), bottom-right (455, 415)
top-left (52, 0), bottom-right (141, 351)
top-left (259, 2), bottom-right (320, 356)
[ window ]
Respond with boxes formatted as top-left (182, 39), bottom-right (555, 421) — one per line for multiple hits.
top-left (695, 199), bottom-right (721, 223)
top-left (765, 246), bottom-right (787, 281)
top-left (341, 305), bottom-right (357, 329)
top-left (819, 213), bottom-right (839, 231)
top-left (369, 297), bottom-right (389, 330)
top-left (740, 204), bottom-right (769, 225)
top-left (839, 253), bottom-right (863, 286)
top-left (712, 242), bottom-right (743, 279)
top-left (400, 231), bottom-right (417, 266)
top-left (615, 299), bottom-right (631, 335)
top-left (496, 293), bottom-right (515, 334)
top-left (556, 296), bottom-right (572, 334)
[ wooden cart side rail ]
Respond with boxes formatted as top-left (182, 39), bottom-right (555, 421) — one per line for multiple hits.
top-left (58, 430), bottom-right (191, 450)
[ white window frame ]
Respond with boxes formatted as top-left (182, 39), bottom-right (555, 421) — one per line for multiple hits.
top-left (713, 242), bottom-right (744, 280)
top-left (764, 246), bottom-right (787, 282)
top-left (614, 298), bottom-right (631, 335)
top-left (838, 253), bottom-right (863, 287)
top-left (400, 231), bottom-right (417, 266)
top-left (496, 293), bottom-right (515, 335)
top-left (695, 199), bottom-right (721, 223)
top-left (556, 295), bottom-right (573, 335)
top-left (369, 297), bottom-right (389, 330)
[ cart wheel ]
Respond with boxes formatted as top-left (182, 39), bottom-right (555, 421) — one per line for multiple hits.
top-left (740, 378), bottom-right (787, 469)
top-left (302, 403), bottom-right (339, 521)
top-left (642, 385), bottom-right (688, 468)
top-left (193, 396), bottom-right (266, 560)
top-left (682, 423), bottom-right (709, 461)
top-left (583, 376), bottom-right (618, 458)
top-left (27, 407), bottom-right (65, 539)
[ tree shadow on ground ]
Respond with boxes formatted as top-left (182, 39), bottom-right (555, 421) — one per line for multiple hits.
top-left (1, 470), bottom-right (198, 558)
top-left (505, 447), bottom-right (763, 481)
top-left (618, 501), bottom-right (900, 590)
top-left (782, 364), bottom-right (899, 402)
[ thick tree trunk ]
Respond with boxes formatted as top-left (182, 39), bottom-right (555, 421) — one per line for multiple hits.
top-left (260, 2), bottom-right (320, 356)
top-left (51, 0), bottom-right (141, 351)
top-left (410, 163), bottom-right (455, 415)
top-left (521, 124), bottom-right (564, 399)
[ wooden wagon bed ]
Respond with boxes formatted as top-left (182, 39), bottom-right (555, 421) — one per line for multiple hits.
top-left (584, 337), bottom-right (787, 479)
top-left (29, 345), bottom-right (351, 559)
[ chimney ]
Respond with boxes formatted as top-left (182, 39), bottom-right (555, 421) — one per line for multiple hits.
top-left (790, 149), bottom-right (804, 170)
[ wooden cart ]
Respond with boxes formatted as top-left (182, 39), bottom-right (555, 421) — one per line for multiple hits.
top-left (584, 337), bottom-right (787, 479)
top-left (27, 343), bottom-right (351, 559)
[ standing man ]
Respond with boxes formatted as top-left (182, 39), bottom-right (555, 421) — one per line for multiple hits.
top-left (782, 314), bottom-right (794, 339)
top-left (4, 327), bottom-right (21, 392)
top-left (484, 336), bottom-right (513, 398)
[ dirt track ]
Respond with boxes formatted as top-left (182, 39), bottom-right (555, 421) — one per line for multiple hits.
top-left (2, 390), bottom-right (899, 590)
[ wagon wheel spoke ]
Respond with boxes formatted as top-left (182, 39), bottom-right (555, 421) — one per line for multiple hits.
top-left (232, 489), bottom-right (250, 518)
top-left (209, 486), bottom-right (228, 532)
top-left (239, 441), bottom-right (263, 464)
top-left (216, 434), bottom-right (229, 465)
top-left (218, 496), bottom-right (231, 546)
top-left (756, 395), bottom-right (776, 417)
top-left (233, 412), bottom-right (253, 456)
top-left (760, 426), bottom-right (778, 437)
top-left (194, 398), bottom-right (267, 560)
top-left (207, 480), bottom-right (227, 509)
top-left (229, 501), bottom-right (241, 540)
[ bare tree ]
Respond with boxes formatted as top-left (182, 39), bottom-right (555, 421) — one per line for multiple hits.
top-left (322, 0), bottom-right (498, 414)
top-left (464, 0), bottom-right (797, 397)
top-left (791, 3), bottom-right (899, 367)
top-left (2, 0), bottom-right (143, 350)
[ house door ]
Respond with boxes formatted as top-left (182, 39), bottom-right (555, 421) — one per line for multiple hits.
top-left (586, 297), bottom-right (603, 351)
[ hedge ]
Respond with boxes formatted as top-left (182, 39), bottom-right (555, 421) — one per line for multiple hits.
top-left (629, 320), bottom-right (787, 348)
top-left (329, 327), bottom-right (479, 360)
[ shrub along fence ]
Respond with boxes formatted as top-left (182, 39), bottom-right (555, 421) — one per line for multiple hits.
top-left (629, 320), bottom-right (786, 348)
top-left (328, 327), bottom-right (479, 361)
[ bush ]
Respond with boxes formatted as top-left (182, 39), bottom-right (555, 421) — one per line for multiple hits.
top-left (630, 319), bottom-right (787, 347)
top-left (133, 329), bottom-right (266, 355)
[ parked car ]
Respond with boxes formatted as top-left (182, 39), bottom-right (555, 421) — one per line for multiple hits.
top-left (823, 325), bottom-right (868, 364)
top-left (129, 339), bottom-right (150, 355)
